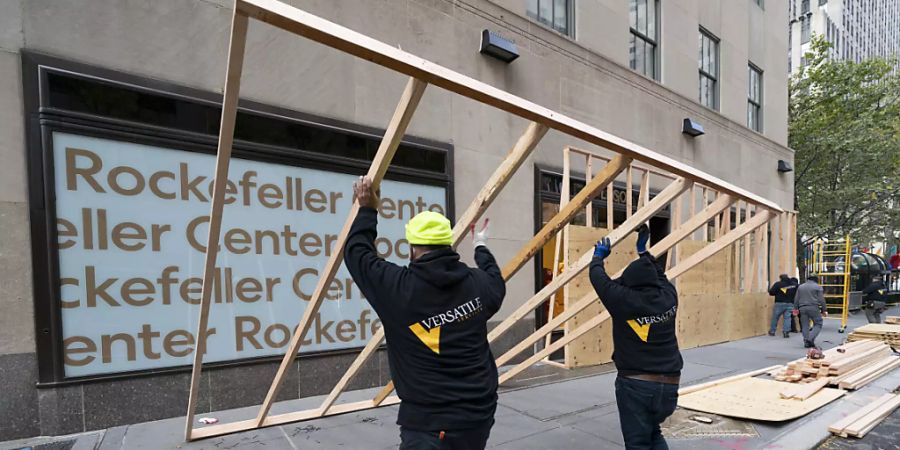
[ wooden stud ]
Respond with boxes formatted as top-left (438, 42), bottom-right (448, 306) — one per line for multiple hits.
top-left (185, 10), bottom-right (249, 441)
top-left (585, 154), bottom-right (593, 227)
top-left (678, 365), bottom-right (783, 395)
top-left (253, 78), bottom-right (428, 426)
top-left (545, 148), bottom-right (572, 354)
top-left (733, 201), bottom-right (742, 291)
top-left (606, 182), bottom-right (614, 228)
top-left (700, 187), bottom-right (708, 241)
top-left (626, 166), bottom-right (633, 218)
top-left (668, 191), bottom-right (683, 270)
top-left (500, 155), bottom-right (631, 281)
top-left (638, 169), bottom-right (650, 208)
top-left (744, 205), bottom-right (754, 291)
top-left (487, 178), bottom-right (691, 344)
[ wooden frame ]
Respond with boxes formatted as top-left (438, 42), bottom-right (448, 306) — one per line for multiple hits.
top-left (186, 0), bottom-right (785, 440)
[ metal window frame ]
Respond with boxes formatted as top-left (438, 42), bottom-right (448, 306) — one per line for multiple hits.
top-left (527, 0), bottom-right (575, 37)
top-left (699, 28), bottom-right (720, 110)
top-left (747, 62), bottom-right (763, 132)
top-left (628, 0), bottom-right (660, 80)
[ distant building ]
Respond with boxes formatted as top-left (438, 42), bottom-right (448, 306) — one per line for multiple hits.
top-left (789, 0), bottom-right (900, 72)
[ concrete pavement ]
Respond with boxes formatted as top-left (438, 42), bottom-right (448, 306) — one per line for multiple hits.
top-left (4, 305), bottom-right (899, 450)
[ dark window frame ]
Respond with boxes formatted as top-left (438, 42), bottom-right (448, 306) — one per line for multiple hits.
top-left (747, 63), bottom-right (763, 132)
top-left (698, 28), bottom-right (720, 110)
top-left (527, 0), bottom-right (575, 37)
top-left (629, 0), bottom-right (660, 80)
top-left (22, 52), bottom-right (454, 386)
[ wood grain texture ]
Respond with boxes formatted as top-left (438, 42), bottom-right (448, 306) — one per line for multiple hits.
top-left (678, 377), bottom-right (845, 421)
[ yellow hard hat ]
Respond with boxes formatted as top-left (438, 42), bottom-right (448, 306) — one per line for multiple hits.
top-left (405, 211), bottom-right (452, 246)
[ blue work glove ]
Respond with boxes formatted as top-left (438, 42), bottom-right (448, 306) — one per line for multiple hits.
top-left (594, 237), bottom-right (611, 260)
top-left (636, 224), bottom-right (650, 254)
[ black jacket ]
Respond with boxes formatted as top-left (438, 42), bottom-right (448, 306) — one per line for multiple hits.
top-left (344, 207), bottom-right (506, 431)
top-left (588, 252), bottom-right (683, 377)
top-left (863, 281), bottom-right (887, 303)
top-left (768, 279), bottom-right (799, 303)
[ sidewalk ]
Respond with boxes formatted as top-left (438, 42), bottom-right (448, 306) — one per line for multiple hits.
top-left (4, 306), bottom-right (899, 450)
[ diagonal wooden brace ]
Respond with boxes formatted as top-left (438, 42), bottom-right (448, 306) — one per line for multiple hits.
top-left (317, 122), bottom-right (548, 414)
top-left (486, 177), bottom-right (692, 344)
top-left (500, 155), bottom-right (631, 280)
top-left (251, 78), bottom-right (428, 427)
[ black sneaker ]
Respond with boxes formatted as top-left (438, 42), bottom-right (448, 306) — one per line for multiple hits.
top-left (768, 331), bottom-right (776, 336)
top-left (783, 332), bottom-right (790, 338)
top-left (803, 341), bottom-right (813, 348)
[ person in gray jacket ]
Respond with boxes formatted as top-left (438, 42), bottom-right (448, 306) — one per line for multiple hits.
top-left (793, 276), bottom-right (828, 349)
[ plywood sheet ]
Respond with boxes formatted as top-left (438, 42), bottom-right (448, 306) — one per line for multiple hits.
top-left (678, 377), bottom-right (845, 421)
top-left (564, 226), bottom-right (636, 367)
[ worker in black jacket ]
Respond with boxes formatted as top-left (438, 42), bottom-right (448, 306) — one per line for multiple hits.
top-left (862, 275), bottom-right (887, 324)
top-left (589, 224), bottom-right (682, 450)
top-left (768, 274), bottom-right (798, 338)
top-left (344, 176), bottom-right (505, 450)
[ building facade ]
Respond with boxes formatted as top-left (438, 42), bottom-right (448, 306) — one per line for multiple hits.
top-left (789, 0), bottom-right (900, 72)
top-left (0, 0), bottom-right (792, 439)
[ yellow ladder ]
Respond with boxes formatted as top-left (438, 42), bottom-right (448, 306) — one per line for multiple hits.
top-left (812, 236), bottom-right (852, 333)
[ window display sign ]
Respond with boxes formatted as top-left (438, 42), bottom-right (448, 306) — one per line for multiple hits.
top-left (53, 132), bottom-right (446, 377)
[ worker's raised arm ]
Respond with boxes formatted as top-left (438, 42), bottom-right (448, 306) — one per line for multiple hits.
top-left (768, 281), bottom-right (781, 296)
top-left (471, 219), bottom-right (505, 313)
top-left (588, 238), bottom-right (632, 316)
top-left (343, 177), bottom-right (406, 314)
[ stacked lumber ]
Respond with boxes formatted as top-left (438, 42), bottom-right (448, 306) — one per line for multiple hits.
top-left (772, 340), bottom-right (897, 390)
top-left (829, 393), bottom-right (900, 438)
top-left (779, 377), bottom-right (830, 400)
top-left (883, 316), bottom-right (899, 325)
top-left (847, 323), bottom-right (900, 346)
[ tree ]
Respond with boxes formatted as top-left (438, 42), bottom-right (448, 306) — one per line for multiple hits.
top-left (790, 36), bottom-right (900, 251)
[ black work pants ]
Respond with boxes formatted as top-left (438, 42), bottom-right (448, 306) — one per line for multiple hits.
top-left (615, 376), bottom-right (679, 450)
top-left (399, 419), bottom-right (493, 450)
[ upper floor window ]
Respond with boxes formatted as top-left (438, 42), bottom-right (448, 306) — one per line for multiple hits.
top-left (629, 0), bottom-right (659, 80)
top-left (801, 0), bottom-right (810, 14)
top-left (527, 0), bottom-right (574, 36)
top-left (699, 29), bottom-right (719, 110)
top-left (754, 0), bottom-right (764, 8)
top-left (748, 64), bottom-right (763, 132)
top-left (801, 16), bottom-right (811, 43)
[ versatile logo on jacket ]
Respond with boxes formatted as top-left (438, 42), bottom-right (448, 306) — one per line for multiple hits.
top-left (626, 306), bottom-right (677, 342)
top-left (409, 298), bottom-right (484, 354)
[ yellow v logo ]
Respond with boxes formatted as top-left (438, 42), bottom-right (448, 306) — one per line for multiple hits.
top-left (780, 288), bottom-right (788, 294)
top-left (879, 290), bottom-right (885, 295)
top-left (409, 323), bottom-right (441, 354)
top-left (626, 320), bottom-right (651, 342)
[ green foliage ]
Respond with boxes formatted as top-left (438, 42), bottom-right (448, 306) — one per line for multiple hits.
top-left (790, 36), bottom-right (900, 246)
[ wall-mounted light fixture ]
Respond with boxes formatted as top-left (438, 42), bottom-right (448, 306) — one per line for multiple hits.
top-left (778, 160), bottom-right (793, 173)
top-left (480, 30), bottom-right (519, 63)
top-left (682, 118), bottom-right (705, 137)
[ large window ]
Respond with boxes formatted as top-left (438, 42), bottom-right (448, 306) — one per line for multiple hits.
top-left (629, 0), bottom-right (659, 80)
top-left (801, 0), bottom-right (810, 14)
top-left (801, 16), bottom-right (811, 43)
top-left (699, 29), bottom-right (719, 110)
top-left (527, 0), bottom-right (574, 36)
top-left (747, 64), bottom-right (763, 132)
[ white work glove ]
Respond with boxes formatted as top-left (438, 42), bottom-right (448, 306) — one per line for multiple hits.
top-left (471, 219), bottom-right (490, 249)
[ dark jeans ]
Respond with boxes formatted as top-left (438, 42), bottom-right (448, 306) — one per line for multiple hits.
top-left (615, 376), bottom-right (679, 450)
top-left (770, 302), bottom-right (793, 334)
top-left (399, 419), bottom-right (493, 450)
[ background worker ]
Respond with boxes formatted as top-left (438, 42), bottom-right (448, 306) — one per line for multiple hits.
top-left (768, 274), bottom-right (798, 338)
top-left (589, 224), bottom-right (681, 450)
top-left (344, 176), bottom-right (505, 450)
top-left (862, 274), bottom-right (888, 324)
top-left (790, 277), bottom-right (801, 333)
top-left (793, 276), bottom-right (827, 349)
